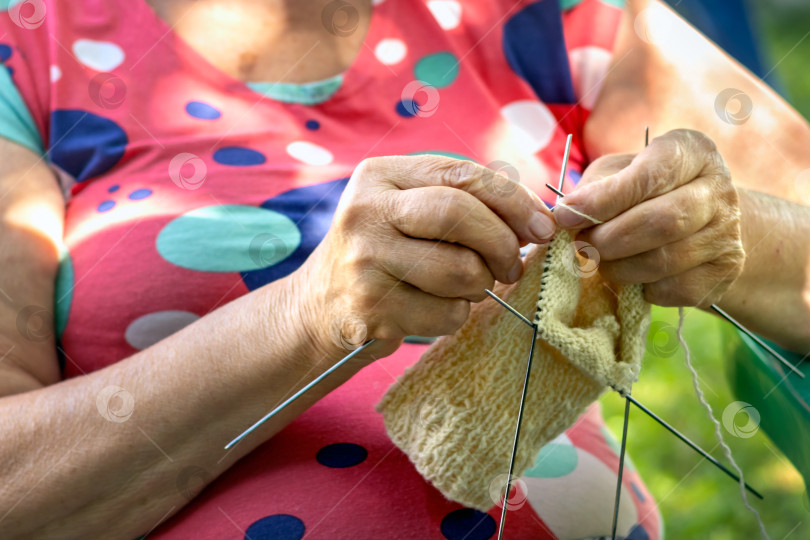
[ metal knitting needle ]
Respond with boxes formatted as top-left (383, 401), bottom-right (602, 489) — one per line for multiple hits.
top-left (557, 134), bottom-right (573, 204)
top-left (643, 130), bottom-right (803, 379)
top-left (225, 339), bottom-right (376, 450)
top-left (485, 289), bottom-right (534, 328)
top-left (710, 304), bottom-right (803, 378)
top-left (497, 134), bottom-right (573, 539)
top-left (615, 388), bottom-right (764, 499)
top-left (611, 395), bottom-right (631, 540)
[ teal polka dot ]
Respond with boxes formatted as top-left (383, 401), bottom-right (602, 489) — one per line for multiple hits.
top-left (523, 443), bottom-right (578, 478)
top-left (54, 251), bottom-right (73, 339)
top-left (599, 0), bottom-right (624, 7)
top-left (156, 205), bottom-right (301, 272)
top-left (0, 0), bottom-right (23, 10)
top-left (408, 150), bottom-right (474, 162)
top-left (413, 52), bottom-right (459, 88)
top-left (558, 0), bottom-right (583, 9)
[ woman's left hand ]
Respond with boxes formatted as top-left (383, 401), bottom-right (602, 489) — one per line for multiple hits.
top-left (553, 129), bottom-right (745, 307)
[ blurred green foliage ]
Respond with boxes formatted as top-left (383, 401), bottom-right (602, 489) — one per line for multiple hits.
top-left (600, 8), bottom-right (810, 538)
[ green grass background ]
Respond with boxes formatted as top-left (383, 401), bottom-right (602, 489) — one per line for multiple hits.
top-left (599, 4), bottom-right (810, 537)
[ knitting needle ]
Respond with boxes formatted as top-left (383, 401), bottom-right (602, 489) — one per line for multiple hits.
top-left (224, 339), bottom-right (377, 450)
top-left (710, 305), bottom-right (803, 378)
top-left (611, 395), bottom-right (631, 540)
top-left (485, 289), bottom-right (534, 328)
top-left (497, 323), bottom-right (539, 540)
top-left (557, 134), bottom-right (572, 204)
top-left (615, 388), bottom-right (764, 499)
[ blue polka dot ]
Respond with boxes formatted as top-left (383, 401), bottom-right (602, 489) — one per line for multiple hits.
top-left (305, 119), bottom-right (320, 130)
top-left (441, 509), bottom-right (496, 540)
top-left (128, 188), bottom-right (152, 200)
top-left (97, 200), bottom-right (115, 212)
top-left (627, 524), bottom-right (650, 540)
top-left (0, 44), bottom-right (11, 62)
top-left (212, 146), bottom-right (266, 166)
top-left (569, 169), bottom-right (582, 184)
top-left (396, 99), bottom-right (419, 117)
top-left (630, 481), bottom-right (646, 503)
top-left (244, 514), bottom-right (305, 540)
top-left (241, 178), bottom-right (348, 291)
top-left (503, 2), bottom-right (576, 104)
top-left (108, 184), bottom-right (120, 193)
top-left (316, 443), bottom-right (367, 468)
top-left (49, 110), bottom-right (128, 182)
top-left (185, 101), bottom-right (221, 120)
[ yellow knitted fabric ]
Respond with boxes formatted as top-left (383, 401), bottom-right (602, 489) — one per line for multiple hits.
top-left (376, 229), bottom-right (650, 510)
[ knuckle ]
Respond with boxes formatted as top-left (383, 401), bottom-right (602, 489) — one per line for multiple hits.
top-left (653, 207), bottom-right (690, 239)
top-left (444, 299), bottom-right (471, 332)
top-left (440, 160), bottom-right (481, 190)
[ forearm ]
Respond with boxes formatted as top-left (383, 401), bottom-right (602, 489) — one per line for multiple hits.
top-left (0, 271), bottom-right (359, 539)
top-left (717, 189), bottom-right (810, 352)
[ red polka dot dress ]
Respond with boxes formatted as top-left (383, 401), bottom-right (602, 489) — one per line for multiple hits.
top-left (0, 0), bottom-right (662, 538)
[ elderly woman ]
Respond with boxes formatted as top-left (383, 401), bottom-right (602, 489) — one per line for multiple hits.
top-left (0, 0), bottom-right (808, 538)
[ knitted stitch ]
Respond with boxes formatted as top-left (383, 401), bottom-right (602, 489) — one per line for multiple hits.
top-left (376, 229), bottom-right (650, 510)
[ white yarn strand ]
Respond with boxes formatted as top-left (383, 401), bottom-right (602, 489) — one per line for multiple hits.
top-left (677, 307), bottom-right (770, 540)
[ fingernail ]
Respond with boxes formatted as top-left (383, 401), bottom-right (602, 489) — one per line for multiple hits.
top-left (528, 213), bottom-right (556, 242)
top-left (508, 259), bottom-right (523, 283)
top-left (553, 204), bottom-right (587, 229)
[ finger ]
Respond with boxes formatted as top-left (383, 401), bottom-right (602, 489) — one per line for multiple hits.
top-left (379, 238), bottom-right (496, 302)
top-left (388, 186), bottom-right (523, 284)
top-left (598, 224), bottom-right (722, 285)
top-left (642, 255), bottom-right (742, 308)
top-left (356, 155), bottom-right (557, 245)
top-left (369, 282), bottom-right (471, 339)
top-left (579, 176), bottom-right (716, 260)
top-left (555, 129), bottom-right (726, 229)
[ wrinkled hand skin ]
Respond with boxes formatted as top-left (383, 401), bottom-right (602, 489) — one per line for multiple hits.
top-left (554, 129), bottom-right (746, 308)
top-left (296, 154), bottom-right (557, 363)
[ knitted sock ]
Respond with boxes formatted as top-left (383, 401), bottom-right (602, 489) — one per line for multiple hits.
top-left (377, 230), bottom-right (651, 510)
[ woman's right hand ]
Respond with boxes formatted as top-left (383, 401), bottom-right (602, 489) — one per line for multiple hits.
top-left (297, 154), bottom-right (558, 361)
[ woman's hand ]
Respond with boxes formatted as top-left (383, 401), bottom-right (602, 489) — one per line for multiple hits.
top-left (298, 154), bottom-right (557, 360)
top-left (554, 129), bottom-right (745, 308)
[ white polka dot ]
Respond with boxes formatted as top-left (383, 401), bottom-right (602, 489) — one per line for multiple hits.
top-left (523, 448), bottom-right (639, 538)
top-left (125, 310), bottom-right (200, 350)
top-left (372, 0), bottom-right (387, 4)
top-left (374, 38), bottom-right (407, 65)
top-left (50, 65), bottom-right (61, 83)
top-left (72, 39), bottom-right (126, 72)
top-left (427, 0), bottom-right (462, 30)
top-left (569, 46), bottom-right (612, 110)
top-left (500, 100), bottom-right (556, 154)
top-left (286, 141), bottom-right (333, 166)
